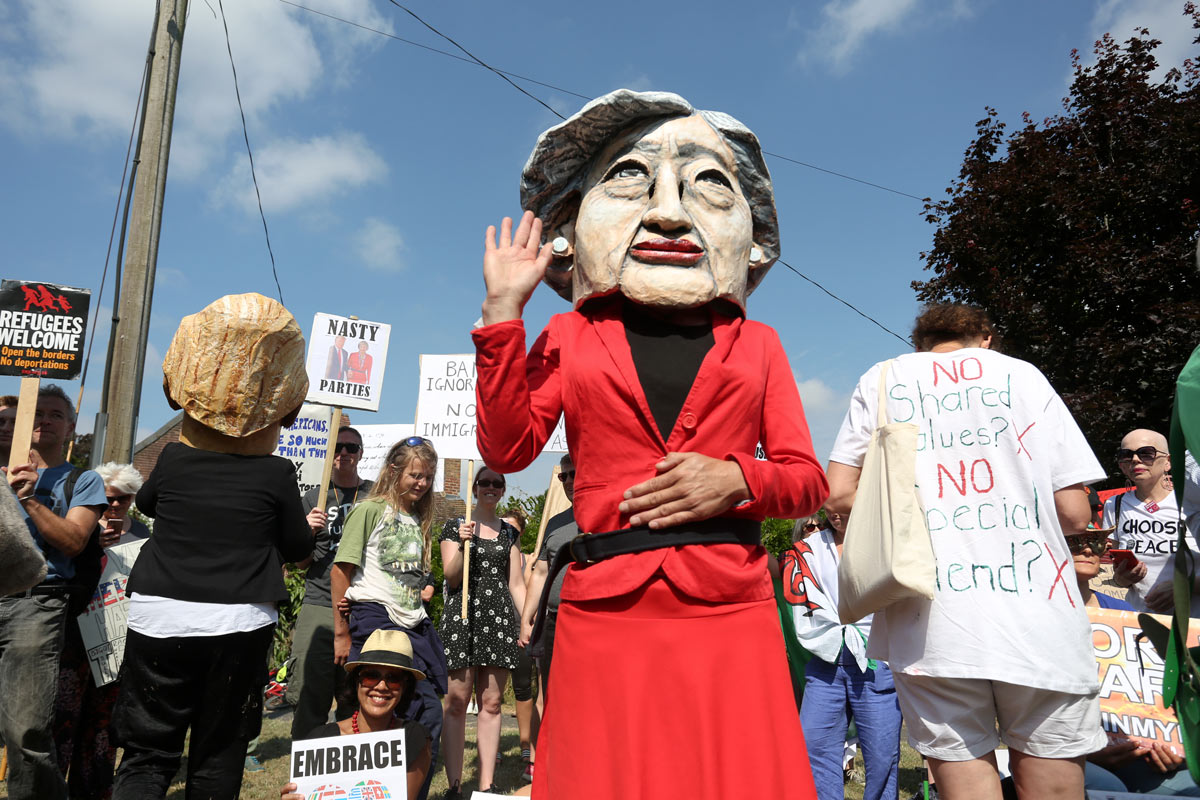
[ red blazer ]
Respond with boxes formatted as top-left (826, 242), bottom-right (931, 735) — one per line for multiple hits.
top-left (347, 352), bottom-right (372, 384)
top-left (473, 300), bottom-right (828, 604)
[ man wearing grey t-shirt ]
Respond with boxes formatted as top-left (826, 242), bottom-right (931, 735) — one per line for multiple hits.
top-left (288, 426), bottom-right (372, 739)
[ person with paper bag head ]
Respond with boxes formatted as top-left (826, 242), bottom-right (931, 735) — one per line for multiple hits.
top-left (111, 293), bottom-right (314, 800)
top-left (472, 89), bottom-right (828, 800)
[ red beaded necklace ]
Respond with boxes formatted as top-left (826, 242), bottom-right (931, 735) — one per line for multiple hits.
top-left (350, 709), bottom-right (398, 734)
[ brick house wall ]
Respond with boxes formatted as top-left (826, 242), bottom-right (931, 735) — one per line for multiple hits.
top-left (132, 413), bottom-right (464, 518)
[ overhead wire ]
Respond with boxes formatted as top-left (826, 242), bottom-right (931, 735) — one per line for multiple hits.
top-left (279, 0), bottom-right (916, 345)
top-left (278, 0), bottom-right (591, 101)
top-left (383, 0), bottom-right (566, 121)
top-left (217, 0), bottom-right (285, 304)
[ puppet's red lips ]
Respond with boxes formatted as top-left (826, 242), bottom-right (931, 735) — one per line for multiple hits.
top-left (630, 239), bottom-right (704, 266)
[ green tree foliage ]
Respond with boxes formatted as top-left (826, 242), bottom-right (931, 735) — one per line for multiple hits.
top-left (272, 567), bottom-right (306, 669)
top-left (914, 7), bottom-right (1200, 478)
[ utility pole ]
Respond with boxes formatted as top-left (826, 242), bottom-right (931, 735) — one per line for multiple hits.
top-left (100, 0), bottom-right (188, 463)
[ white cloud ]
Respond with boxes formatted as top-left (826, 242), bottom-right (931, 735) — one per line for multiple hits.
top-left (798, 0), bottom-right (922, 72)
top-left (213, 133), bottom-right (387, 216)
top-left (353, 218), bottom-right (407, 273)
top-left (1087, 0), bottom-right (1196, 82)
top-left (795, 375), bottom-right (851, 463)
top-left (0, 0), bottom-right (388, 176)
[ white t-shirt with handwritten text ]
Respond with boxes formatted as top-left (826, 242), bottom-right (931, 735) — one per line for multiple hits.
top-left (1103, 491), bottom-right (1199, 615)
top-left (830, 349), bottom-right (1105, 693)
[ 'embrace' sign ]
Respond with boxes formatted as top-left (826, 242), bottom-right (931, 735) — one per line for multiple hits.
top-left (289, 728), bottom-right (406, 798)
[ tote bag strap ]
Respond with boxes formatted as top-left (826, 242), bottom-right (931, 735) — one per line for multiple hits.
top-left (875, 360), bottom-right (894, 429)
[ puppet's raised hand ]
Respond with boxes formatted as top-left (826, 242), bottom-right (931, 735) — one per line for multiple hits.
top-left (619, 452), bottom-right (752, 529)
top-left (482, 211), bottom-right (554, 325)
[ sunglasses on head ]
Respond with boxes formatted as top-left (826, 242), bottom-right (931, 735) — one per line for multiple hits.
top-left (403, 436), bottom-right (430, 448)
top-left (1116, 446), bottom-right (1165, 464)
top-left (358, 668), bottom-right (407, 689)
top-left (1067, 533), bottom-right (1111, 555)
top-left (334, 442), bottom-right (361, 454)
top-left (558, 470), bottom-right (576, 482)
top-left (476, 479), bottom-right (505, 489)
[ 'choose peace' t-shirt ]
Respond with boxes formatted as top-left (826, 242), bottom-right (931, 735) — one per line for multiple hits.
top-left (1104, 491), bottom-right (1199, 615)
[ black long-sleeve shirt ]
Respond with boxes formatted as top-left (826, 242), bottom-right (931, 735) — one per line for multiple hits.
top-left (129, 442), bottom-right (313, 604)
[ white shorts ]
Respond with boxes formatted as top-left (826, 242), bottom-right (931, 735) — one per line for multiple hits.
top-left (892, 673), bottom-right (1108, 761)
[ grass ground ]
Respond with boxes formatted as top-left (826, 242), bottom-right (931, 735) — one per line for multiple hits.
top-left (0, 704), bottom-right (929, 799)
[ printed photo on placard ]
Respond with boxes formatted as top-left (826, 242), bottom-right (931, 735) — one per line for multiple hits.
top-left (306, 313), bottom-right (391, 412)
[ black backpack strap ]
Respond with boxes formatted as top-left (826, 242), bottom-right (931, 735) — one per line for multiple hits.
top-left (62, 465), bottom-right (86, 508)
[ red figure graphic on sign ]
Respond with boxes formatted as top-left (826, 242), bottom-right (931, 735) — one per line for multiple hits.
top-left (19, 284), bottom-right (70, 313)
top-left (36, 285), bottom-right (59, 310)
top-left (21, 285), bottom-right (50, 311)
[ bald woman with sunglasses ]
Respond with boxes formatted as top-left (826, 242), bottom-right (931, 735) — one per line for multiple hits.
top-left (1104, 429), bottom-right (1199, 615)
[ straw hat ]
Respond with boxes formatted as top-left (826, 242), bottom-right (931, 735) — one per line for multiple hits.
top-left (345, 629), bottom-right (426, 681)
top-left (162, 293), bottom-right (308, 438)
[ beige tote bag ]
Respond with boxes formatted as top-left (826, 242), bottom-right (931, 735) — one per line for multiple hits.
top-left (837, 360), bottom-right (936, 623)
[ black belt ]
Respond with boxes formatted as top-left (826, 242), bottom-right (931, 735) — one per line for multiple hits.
top-left (5, 582), bottom-right (75, 600)
top-left (528, 517), bottom-right (761, 648)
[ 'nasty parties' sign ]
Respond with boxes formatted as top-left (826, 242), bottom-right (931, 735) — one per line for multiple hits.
top-left (0, 280), bottom-right (91, 380)
top-left (305, 313), bottom-right (391, 412)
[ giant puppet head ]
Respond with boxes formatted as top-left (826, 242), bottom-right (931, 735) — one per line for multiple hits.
top-left (521, 89), bottom-right (779, 312)
top-left (162, 293), bottom-right (308, 455)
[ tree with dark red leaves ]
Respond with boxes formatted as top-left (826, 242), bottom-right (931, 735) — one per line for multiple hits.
top-left (915, 5), bottom-right (1200, 481)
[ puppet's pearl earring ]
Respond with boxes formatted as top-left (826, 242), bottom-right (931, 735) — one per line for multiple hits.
top-left (749, 246), bottom-right (763, 264)
top-left (552, 237), bottom-right (571, 257)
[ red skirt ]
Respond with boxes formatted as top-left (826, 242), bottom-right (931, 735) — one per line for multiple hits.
top-left (533, 575), bottom-right (817, 800)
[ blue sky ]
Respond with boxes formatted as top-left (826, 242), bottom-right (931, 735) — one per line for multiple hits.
top-left (1, 0), bottom-right (1194, 499)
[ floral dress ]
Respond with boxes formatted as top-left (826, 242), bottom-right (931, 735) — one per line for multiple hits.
top-left (438, 518), bottom-right (521, 671)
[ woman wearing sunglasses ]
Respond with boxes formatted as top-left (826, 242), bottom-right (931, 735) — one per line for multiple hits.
top-left (332, 436), bottom-right (446, 800)
top-left (280, 629), bottom-right (433, 800)
top-left (1103, 429), bottom-right (1195, 615)
top-left (438, 467), bottom-right (526, 797)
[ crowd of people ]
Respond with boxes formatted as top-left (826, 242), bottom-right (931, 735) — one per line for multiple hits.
top-left (1, 86), bottom-right (1198, 800)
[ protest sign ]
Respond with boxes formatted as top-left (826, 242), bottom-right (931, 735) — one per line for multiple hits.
top-left (289, 727), bottom-right (407, 798)
top-left (276, 404), bottom-right (335, 495)
top-left (306, 313), bottom-right (391, 412)
top-left (77, 538), bottom-right (146, 686)
top-left (414, 354), bottom-right (566, 460)
top-left (1089, 606), bottom-right (1200, 748)
top-left (355, 423), bottom-right (445, 493)
top-left (0, 279), bottom-right (91, 380)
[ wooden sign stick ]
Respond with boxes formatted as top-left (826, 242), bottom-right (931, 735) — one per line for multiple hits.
top-left (524, 465), bottom-right (560, 584)
top-left (316, 407), bottom-right (343, 507)
top-left (461, 459), bottom-right (474, 619)
top-left (8, 377), bottom-right (39, 471)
